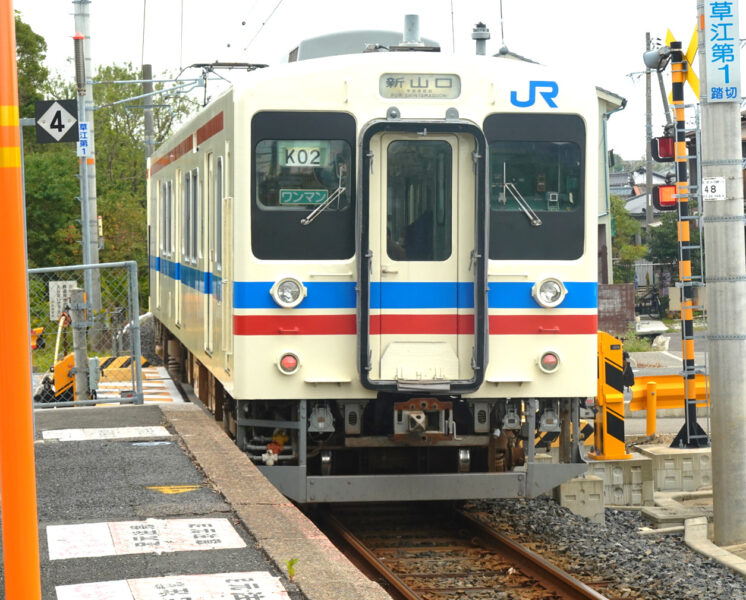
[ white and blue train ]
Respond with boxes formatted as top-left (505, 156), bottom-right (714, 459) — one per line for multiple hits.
top-left (147, 19), bottom-right (620, 503)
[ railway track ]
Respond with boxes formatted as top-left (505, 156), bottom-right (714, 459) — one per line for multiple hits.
top-left (318, 503), bottom-right (613, 600)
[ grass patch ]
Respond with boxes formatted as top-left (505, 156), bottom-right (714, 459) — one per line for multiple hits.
top-left (621, 324), bottom-right (653, 352)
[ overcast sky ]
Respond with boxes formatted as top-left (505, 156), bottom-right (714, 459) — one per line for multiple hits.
top-left (12, 0), bottom-right (746, 159)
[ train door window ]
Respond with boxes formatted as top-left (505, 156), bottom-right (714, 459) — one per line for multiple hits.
top-left (202, 159), bottom-right (210, 263)
top-left (251, 111), bottom-right (356, 260)
top-left (160, 181), bottom-right (167, 255)
top-left (216, 156), bottom-right (223, 271)
top-left (483, 114), bottom-right (586, 260)
top-left (182, 172), bottom-right (191, 260)
top-left (190, 168), bottom-right (199, 264)
top-left (166, 180), bottom-right (173, 255)
top-left (386, 140), bottom-right (452, 261)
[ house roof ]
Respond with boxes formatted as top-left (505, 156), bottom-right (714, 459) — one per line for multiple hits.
top-left (624, 193), bottom-right (663, 218)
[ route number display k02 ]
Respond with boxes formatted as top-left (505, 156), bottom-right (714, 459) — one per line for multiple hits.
top-left (35, 100), bottom-right (79, 144)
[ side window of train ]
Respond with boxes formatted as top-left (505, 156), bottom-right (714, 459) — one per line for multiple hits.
top-left (483, 114), bottom-right (586, 260)
top-left (160, 180), bottom-right (173, 257)
top-left (251, 111), bottom-right (356, 260)
top-left (182, 168), bottom-right (199, 263)
top-left (216, 156), bottom-right (223, 271)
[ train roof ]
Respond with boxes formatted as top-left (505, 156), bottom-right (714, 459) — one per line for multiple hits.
top-left (285, 30), bottom-right (441, 62)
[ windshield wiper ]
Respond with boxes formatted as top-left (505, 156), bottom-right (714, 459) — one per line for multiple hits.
top-left (501, 182), bottom-right (542, 227)
top-left (300, 164), bottom-right (347, 226)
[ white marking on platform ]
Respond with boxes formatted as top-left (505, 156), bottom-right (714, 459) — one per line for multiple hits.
top-left (47, 522), bottom-right (115, 559)
top-left (56, 572), bottom-right (290, 600)
top-left (42, 426), bottom-right (170, 442)
top-left (92, 367), bottom-right (184, 404)
top-left (48, 518), bottom-right (246, 560)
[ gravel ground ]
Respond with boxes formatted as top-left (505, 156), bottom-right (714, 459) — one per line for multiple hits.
top-left (465, 497), bottom-right (746, 600)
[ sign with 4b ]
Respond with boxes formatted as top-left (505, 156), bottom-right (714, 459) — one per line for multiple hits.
top-left (35, 100), bottom-right (79, 143)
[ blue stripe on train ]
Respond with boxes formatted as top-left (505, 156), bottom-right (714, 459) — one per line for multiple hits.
top-left (156, 257), bottom-right (222, 302)
top-left (150, 258), bottom-right (597, 310)
top-left (231, 281), bottom-right (597, 309)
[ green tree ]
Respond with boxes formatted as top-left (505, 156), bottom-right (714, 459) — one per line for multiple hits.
top-left (14, 12), bottom-right (49, 119)
top-left (23, 58), bottom-right (195, 304)
top-left (611, 195), bottom-right (647, 282)
top-left (90, 63), bottom-right (196, 301)
top-left (647, 212), bottom-right (701, 281)
top-left (24, 148), bottom-right (81, 267)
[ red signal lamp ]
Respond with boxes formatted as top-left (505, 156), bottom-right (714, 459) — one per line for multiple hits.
top-left (652, 185), bottom-right (677, 211)
top-left (651, 136), bottom-right (675, 162)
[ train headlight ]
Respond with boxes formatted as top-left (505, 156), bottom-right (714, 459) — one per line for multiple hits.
top-left (532, 278), bottom-right (567, 308)
top-left (271, 277), bottom-right (307, 308)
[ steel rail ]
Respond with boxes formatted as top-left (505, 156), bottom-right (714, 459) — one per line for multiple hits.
top-left (322, 505), bottom-right (611, 600)
top-left (319, 511), bottom-right (421, 600)
top-left (455, 509), bottom-right (610, 600)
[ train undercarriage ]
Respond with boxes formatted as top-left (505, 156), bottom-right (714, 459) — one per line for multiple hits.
top-left (158, 325), bottom-right (589, 504)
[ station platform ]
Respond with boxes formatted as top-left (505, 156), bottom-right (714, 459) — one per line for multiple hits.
top-left (0, 401), bottom-right (389, 600)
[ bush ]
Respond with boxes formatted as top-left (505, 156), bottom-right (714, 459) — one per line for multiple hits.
top-left (621, 324), bottom-right (652, 352)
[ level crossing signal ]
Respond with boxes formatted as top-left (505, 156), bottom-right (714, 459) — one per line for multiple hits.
top-left (650, 135), bottom-right (677, 210)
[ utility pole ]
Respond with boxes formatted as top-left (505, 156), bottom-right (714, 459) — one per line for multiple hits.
top-left (142, 64), bottom-right (155, 159)
top-left (645, 32), bottom-right (654, 226)
top-left (73, 0), bottom-right (101, 311)
top-left (697, 0), bottom-right (746, 547)
top-left (73, 33), bottom-right (92, 304)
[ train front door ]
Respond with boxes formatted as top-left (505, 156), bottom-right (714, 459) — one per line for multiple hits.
top-left (362, 128), bottom-right (487, 392)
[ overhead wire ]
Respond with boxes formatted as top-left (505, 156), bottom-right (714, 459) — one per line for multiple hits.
top-left (244, 0), bottom-right (285, 54)
top-left (450, 0), bottom-right (455, 53)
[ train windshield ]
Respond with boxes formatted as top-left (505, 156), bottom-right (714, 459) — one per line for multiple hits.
top-left (484, 114), bottom-right (586, 260)
top-left (489, 141), bottom-right (581, 218)
top-left (255, 139), bottom-right (352, 214)
top-left (250, 110), bottom-right (356, 260)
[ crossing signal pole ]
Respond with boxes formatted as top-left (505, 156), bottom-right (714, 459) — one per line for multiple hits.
top-left (0, 1), bottom-right (43, 598)
top-left (643, 39), bottom-right (708, 449)
top-left (669, 40), bottom-right (709, 449)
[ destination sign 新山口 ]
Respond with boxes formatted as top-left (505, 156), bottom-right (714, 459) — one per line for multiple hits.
top-left (380, 73), bottom-right (461, 99)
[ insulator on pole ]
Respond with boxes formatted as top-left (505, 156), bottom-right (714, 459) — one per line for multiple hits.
top-left (73, 32), bottom-right (86, 94)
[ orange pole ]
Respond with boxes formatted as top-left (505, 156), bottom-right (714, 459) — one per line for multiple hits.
top-left (0, 2), bottom-right (42, 598)
top-left (645, 381), bottom-right (657, 437)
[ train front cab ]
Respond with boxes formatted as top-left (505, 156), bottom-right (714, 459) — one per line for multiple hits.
top-left (246, 109), bottom-right (591, 503)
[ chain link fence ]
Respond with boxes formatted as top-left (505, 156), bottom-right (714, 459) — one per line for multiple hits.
top-left (28, 261), bottom-right (143, 407)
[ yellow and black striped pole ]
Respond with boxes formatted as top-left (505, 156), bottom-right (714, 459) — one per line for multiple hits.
top-left (670, 40), bottom-right (708, 449)
top-left (0, 1), bottom-right (43, 598)
top-left (589, 332), bottom-right (632, 461)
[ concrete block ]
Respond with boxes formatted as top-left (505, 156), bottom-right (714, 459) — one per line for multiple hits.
top-left (555, 475), bottom-right (605, 524)
top-left (637, 444), bottom-right (712, 492)
top-left (534, 453), bottom-right (553, 463)
top-left (642, 504), bottom-right (711, 527)
top-left (586, 453), bottom-right (654, 506)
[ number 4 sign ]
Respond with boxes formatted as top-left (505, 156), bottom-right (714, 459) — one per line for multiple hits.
top-left (35, 99), bottom-right (79, 143)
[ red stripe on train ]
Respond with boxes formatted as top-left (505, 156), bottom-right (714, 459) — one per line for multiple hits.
top-left (150, 112), bottom-right (223, 176)
top-left (489, 314), bottom-right (597, 335)
top-left (233, 314), bottom-right (357, 335)
top-left (370, 314), bottom-right (473, 335)
top-left (233, 313), bottom-right (597, 335)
